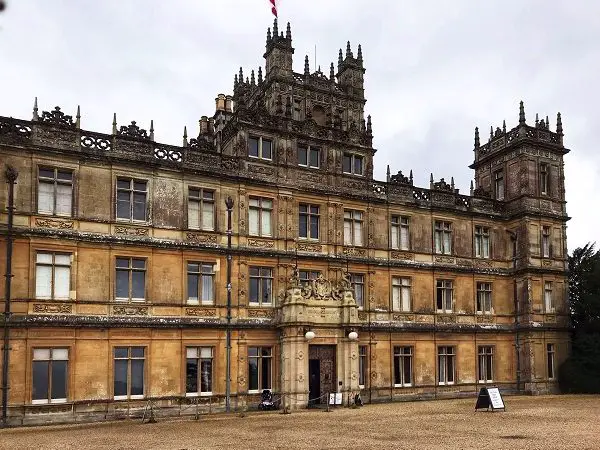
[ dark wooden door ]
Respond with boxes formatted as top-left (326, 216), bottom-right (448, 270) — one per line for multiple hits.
top-left (308, 359), bottom-right (320, 406)
top-left (308, 345), bottom-right (336, 402)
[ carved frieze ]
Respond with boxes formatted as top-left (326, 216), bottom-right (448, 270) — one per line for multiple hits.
top-left (185, 308), bottom-right (217, 317)
top-left (112, 305), bottom-right (149, 316)
top-left (186, 232), bottom-right (219, 245)
top-left (437, 315), bottom-right (457, 324)
top-left (33, 303), bottom-right (72, 314)
top-left (434, 256), bottom-right (455, 264)
top-left (456, 259), bottom-right (472, 267)
top-left (343, 247), bottom-right (366, 257)
top-left (392, 314), bottom-right (415, 322)
top-left (474, 260), bottom-right (493, 268)
top-left (247, 309), bottom-right (275, 319)
top-left (391, 251), bottom-right (414, 261)
top-left (115, 226), bottom-right (149, 236)
top-left (247, 164), bottom-right (276, 177)
top-left (296, 242), bottom-right (322, 253)
top-left (476, 315), bottom-right (494, 324)
top-left (247, 238), bottom-right (275, 249)
top-left (35, 218), bottom-right (74, 229)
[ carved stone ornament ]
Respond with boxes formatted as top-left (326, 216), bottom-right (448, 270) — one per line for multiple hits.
top-left (296, 242), bottom-right (322, 253)
top-left (118, 121), bottom-right (148, 139)
top-left (35, 218), bottom-right (74, 229)
top-left (391, 251), bottom-right (413, 261)
top-left (247, 238), bottom-right (275, 249)
top-left (390, 171), bottom-right (412, 185)
top-left (186, 232), bottom-right (219, 244)
top-left (300, 272), bottom-right (352, 301)
top-left (40, 106), bottom-right (75, 128)
top-left (247, 308), bottom-right (275, 319)
top-left (33, 303), bottom-right (72, 314)
top-left (112, 305), bottom-right (149, 316)
top-left (185, 307), bottom-right (217, 317)
top-left (114, 226), bottom-right (149, 236)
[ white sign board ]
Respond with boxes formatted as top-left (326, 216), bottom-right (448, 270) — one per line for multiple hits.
top-left (486, 387), bottom-right (505, 409)
top-left (329, 393), bottom-right (343, 405)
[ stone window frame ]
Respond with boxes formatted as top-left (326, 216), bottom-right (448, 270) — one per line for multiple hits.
top-left (541, 225), bottom-right (552, 258)
top-left (493, 169), bottom-right (504, 200)
top-left (185, 346), bottom-right (215, 397)
top-left (114, 175), bottom-right (150, 224)
top-left (343, 209), bottom-right (364, 247)
top-left (248, 266), bottom-right (274, 306)
top-left (247, 346), bottom-right (273, 393)
top-left (187, 186), bottom-right (216, 232)
top-left (392, 345), bottom-right (413, 387)
top-left (476, 281), bottom-right (493, 314)
top-left (248, 135), bottom-right (273, 161)
top-left (36, 165), bottom-right (75, 218)
top-left (391, 276), bottom-right (412, 312)
top-left (297, 144), bottom-right (321, 169)
top-left (298, 203), bottom-right (320, 241)
top-left (540, 162), bottom-right (549, 196)
top-left (34, 250), bottom-right (72, 301)
top-left (30, 347), bottom-right (70, 405)
top-left (437, 345), bottom-right (456, 386)
top-left (342, 152), bottom-right (364, 176)
top-left (546, 343), bottom-right (556, 380)
top-left (248, 196), bottom-right (274, 237)
top-left (358, 345), bottom-right (368, 389)
top-left (390, 215), bottom-right (410, 251)
top-left (186, 261), bottom-right (216, 305)
top-left (474, 225), bottom-right (491, 259)
top-left (114, 256), bottom-right (147, 303)
top-left (435, 279), bottom-right (454, 313)
top-left (112, 346), bottom-right (147, 401)
top-left (544, 280), bottom-right (554, 313)
top-left (477, 345), bottom-right (494, 383)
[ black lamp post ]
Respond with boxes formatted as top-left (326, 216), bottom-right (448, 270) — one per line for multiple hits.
top-left (224, 196), bottom-right (234, 413)
top-left (2, 165), bottom-right (18, 428)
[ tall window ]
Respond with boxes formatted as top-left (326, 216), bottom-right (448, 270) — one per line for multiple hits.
top-left (249, 197), bottom-right (273, 237)
top-left (248, 136), bottom-right (272, 160)
top-left (116, 178), bottom-right (147, 221)
top-left (542, 226), bottom-right (551, 258)
top-left (474, 226), bottom-right (490, 259)
top-left (478, 346), bottom-right (494, 383)
top-left (393, 346), bottom-right (413, 387)
top-left (299, 270), bottom-right (320, 288)
top-left (298, 145), bottom-right (320, 169)
top-left (35, 252), bottom-right (71, 300)
top-left (113, 347), bottom-right (145, 400)
top-left (434, 221), bottom-right (452, 255)
top-left (187, 263), bottom-right (215, 305)
top-left (350, 273), bottom-right (365, 309)
top-left (342, 153), bottom-right (364, 176)
top-left (188, 188), bottom-right (215, 231)
top-left (392, 277), bottom-right (411, 312)
top-left (248, 347), bottom-right (272, 392)
top-left (436, 280), bottom-right (453, 312)
top-left (438, 346), bottom-right (455, 385)
top-left (32, 348), bottom-right (68, 404)
top-left (540, 163), bottom-right (549, 195)
top-left (547, 343), bottom-right (555, 380)
top-left (344, 210), bottom-right (363, 246)
top-left (544, 281), bottom-right (554, 312)
top-left (249, 267), bottom-right (273, 306)
top-left (115, 257), bottom-right (146, 302)
top-left (299, 204), bottom-right (320, 240)
top-left (476, 282), bottom-right (492, 313)
top-left (391, 216), bottom-right (410, 250)
top-left (37, 167), bottom-right (73, 216)
top-left (186, 347), bottom-right (213, 396)
top-left (359, 345), bottom-right (367, 388)
top-left (494, 170), bottom-right (504, 200)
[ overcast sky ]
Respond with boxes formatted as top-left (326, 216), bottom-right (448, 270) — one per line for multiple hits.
top-left (1, 0), bottom-right (598, 250)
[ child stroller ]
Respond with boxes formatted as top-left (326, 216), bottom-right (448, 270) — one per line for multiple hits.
top-left (259, 389), bottom-right (277, 411)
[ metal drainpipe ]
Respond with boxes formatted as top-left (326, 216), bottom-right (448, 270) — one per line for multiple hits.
top-left (225, 196), bottom-right (234, 413)
top-left (2, 165), bottom-right (18, 428)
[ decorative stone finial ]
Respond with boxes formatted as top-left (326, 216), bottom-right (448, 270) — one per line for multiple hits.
top-left (32, 97), bottom-right (39, 121)
top-left (556, 112), bottom-right (563, 134)
top-left (266, 27), bottom-right (271, 43)
top-left (330, 62), bottom-right (335, 80)
top-left (346, 41), bottom-right (352, 58)
top-left (286, 22), bottom-right (291, 40)
top-left (366, 115), bottom-right (372, 134)
top-left (250, 69), bottom-right (255, 85)
top-left (285, 96), bottom-right (292, 117)
top-left (474, 127), bottom-right (480, 148)
top-left (273, 18), bottom-right (278, 36)
top-left (258, 66), bottom-right (263, 84)
top-left (338, 49), bottom-right (343, 67)
top-left (386, 165), bottom-right (391, 182)
top-left (304, 55), bottom-right (309, 76)
top-left (149, 120), bottom-right (154, 141)
top-left (535, 113), bottom-right (539, 126)
top-left (112, 113), bottom-right (117, 135)
top-left (502, 120), bottom-right (506, 133)
top-left (470, 180), bottom-right (474, 196)
top-left (75, 105), bottom-right (81, 129)
top-left (519, 100), bottom-right (526, 124)
top-left (546, 115), bottom-right (549, 127)
top-left (183, 126), bottom-right (188, 147)
top-left (409, 170), bottom-right (413, 184)
top-left (357, 44), bottom-right (363, 62)
top-left (239, 67), bottom-right (244, 83)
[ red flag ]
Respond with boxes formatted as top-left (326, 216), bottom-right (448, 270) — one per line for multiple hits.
top-left (269, 0), bottom-right (277, 17)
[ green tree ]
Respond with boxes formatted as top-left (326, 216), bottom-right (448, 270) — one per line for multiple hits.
top-left (559, 243), bottom-right (600, 393)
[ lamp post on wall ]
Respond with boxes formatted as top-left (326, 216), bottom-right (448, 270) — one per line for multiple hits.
top-left (2, 165), bottom-right (18, 428)
top-left (224, 196), bottom-right (234, 413)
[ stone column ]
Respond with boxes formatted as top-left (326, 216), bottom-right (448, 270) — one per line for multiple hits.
top-left (280, 326), bottom-right (309, 410)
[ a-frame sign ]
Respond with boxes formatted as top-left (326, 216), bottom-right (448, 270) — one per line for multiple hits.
top-left (475, 386), bottom-right (506, 412)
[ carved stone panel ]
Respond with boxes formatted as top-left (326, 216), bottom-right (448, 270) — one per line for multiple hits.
top-left (33, 303), bottom-right (72, 314)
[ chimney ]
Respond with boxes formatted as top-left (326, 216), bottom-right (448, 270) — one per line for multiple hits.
top-left (215, 94), bottom-right (226, 111)
top-left (225, 95), bottom-right (233, 113)
top-left (199, 116), bottom-right (208, 134)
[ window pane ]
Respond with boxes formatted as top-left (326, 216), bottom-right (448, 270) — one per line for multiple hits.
top-left (133, 181), bottom-right (146, 191)
top-left (38, 181), bottom-right (54, 214)
top-left (299, 214), bottom-right (308, 238)
top-left (57, 170), bottom-right (72, 181)
top-left (188, 273), bottom-right (199, 302)
top-left (131, 347), bottom-right (145, 358)
top-left (37, 253), bottom-right (53, 264)
top-left (51, 360), bottom-right (68, 400)
top-left (309, 149), bottom-right (319, 167)
top-left (298, 147), bottom-right (307, 165)
top-left (393, 356), bottom-right (400, 384)
top-left (354, 156), bottom-right (363, 175)
top-left (261, 278), bottom-right (272, 304)
top-left (262, 140), bottom-right (272, 159)
top-left (188, 199), bottom-right (199, 229)
top-left (132, 259), bottom-right (145, 269)
top-left (202, 202), bottom-right (214, 230)
top-left (52, 348), bottom-right (69, 360)
top-left (404, 355), bottom-right (412, 384)
top-left (447, 356), bottom-right (454, 382)
top-left (114, 360), bottom-right (128, 397)
top-left (39, 168), bottom-right (54, 179)
top-left (261, 356), bottom-right (271, 389)
top-left (249, 208), bottom-right (259, 236)
top-left (56, 183), bottom-right (72, 215)
top-left (116, 195), bottom-right (131, 219)
top-left (131, 271), bottom-right (145, 299)
top-left (201, 359), bottom-right (212, 392)
top-left (343, 220), bottom-right (352, 245)
top-left (249, 137), bottom-right (259, 157)
top-left (201, 274), bottom-right (214, 302)
top-left (132, 193), bottom-right (146, 221)
top-left (391, 226), bottom-right (399, 249)
top-left (114, 347), bottom-right (128, 358)
top-left (186, 358), bottom-right (198, 393)
top-left (117, 179), bottom-right (130, 190)
top-left (54, 266), bottom-right (70, 299)
top-left (261, 210), bottom-right (271, 236)
top-left (248, 358), bottom-right (258, 390)
top-left (32, 361), bottom-right (49, 401)
top-left (36, 265), bottom-right (52, 298)
top-left (115, 269), bottom-right (129, 299)
top-left (310, 216), bottom-right (319, 239)
top-left (116, 258), bottom-right (129, 268)
top-left (130, 360), bottom-right (144, 396)
top-left (249, 278), bottom-right (259, 303)
top-left (342, 154), bottom-right (351, 173)
top-left (354, 221), bottom-right (362, 246)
